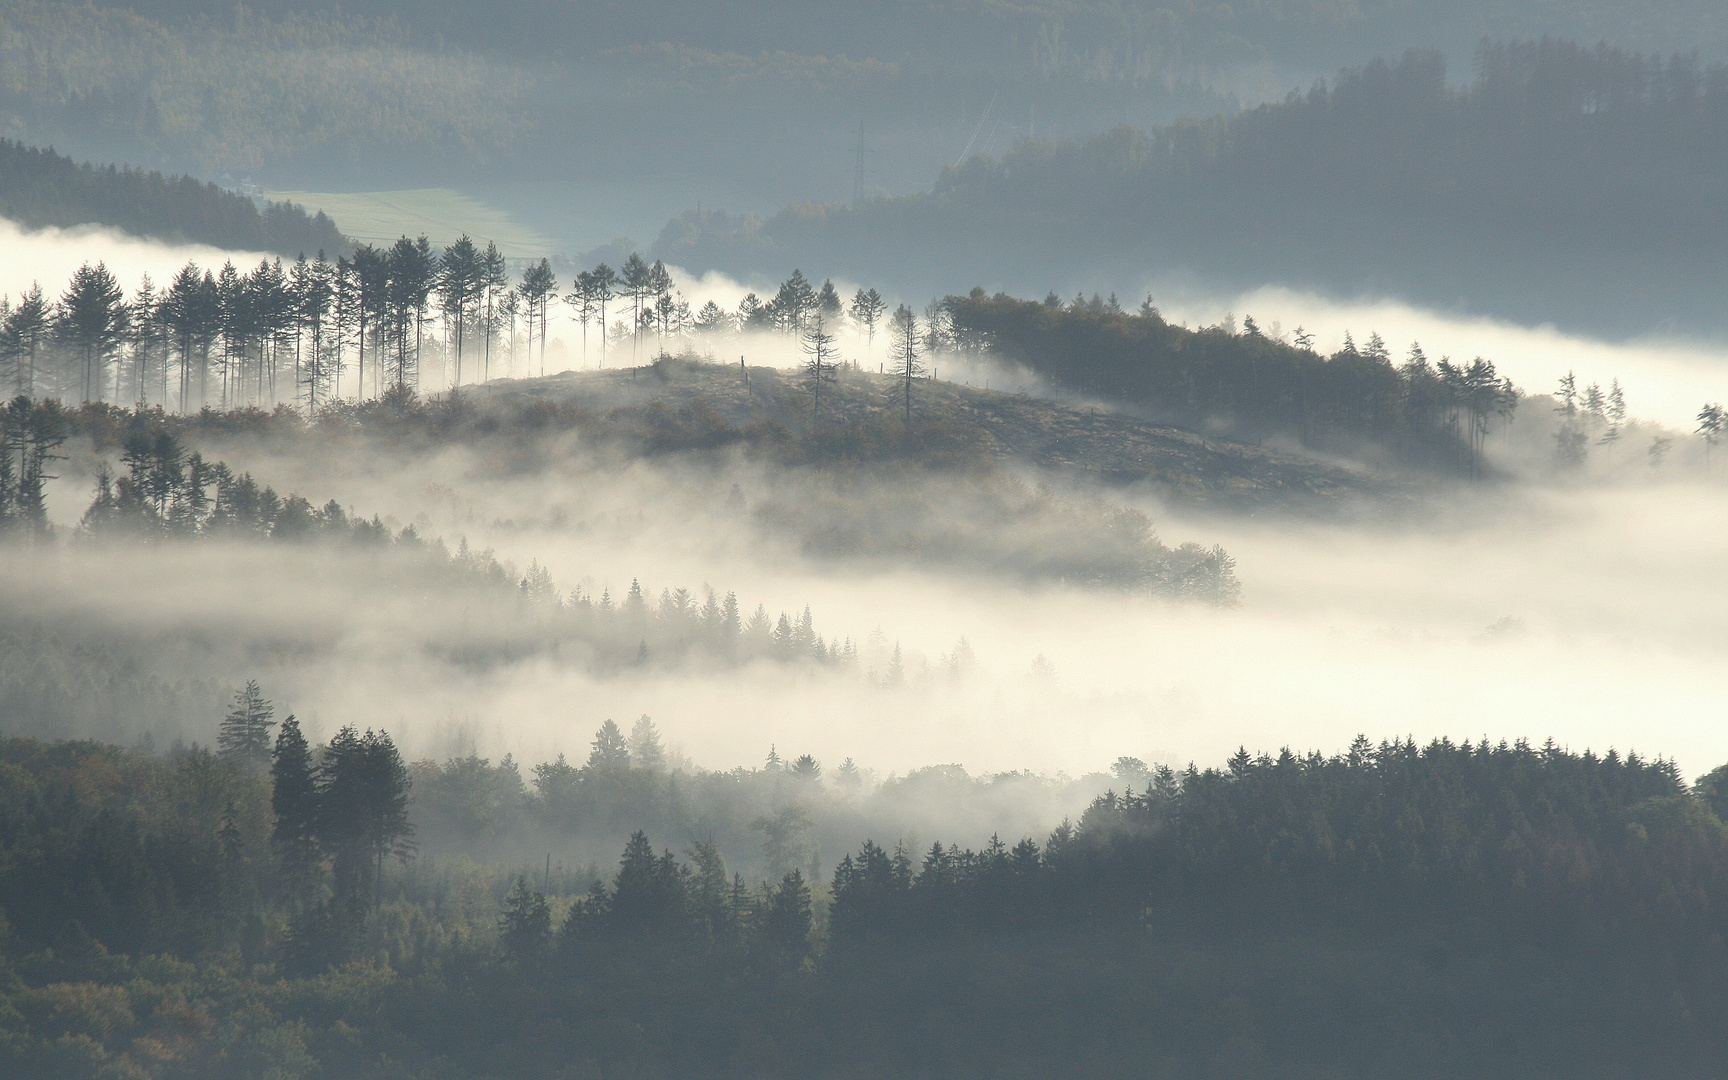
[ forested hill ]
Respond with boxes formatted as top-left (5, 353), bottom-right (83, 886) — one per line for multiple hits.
top-left (490, 353), bottom-right (1401, 511)
top-left (656, 40), bottom-right (1728, 336)
top-left (1, 732), bottom-right (1726, 1077)
top-left (0, 139), bottom-right (346, 255)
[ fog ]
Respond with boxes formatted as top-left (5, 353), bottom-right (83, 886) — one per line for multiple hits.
top-left (3, 223), bottom-right (1724, 871)
top-left (7, 1), bottom-right (1728, 1067)
top-left (0, 217), bottom-right (270, 300)
top-left (6, 230), bottom-right (1726, 794)
top-left (15, 401), bottom-right (1727, 788)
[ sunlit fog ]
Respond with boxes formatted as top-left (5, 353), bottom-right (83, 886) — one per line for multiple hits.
top-left (4, 3), bottom-right (1728, 1074)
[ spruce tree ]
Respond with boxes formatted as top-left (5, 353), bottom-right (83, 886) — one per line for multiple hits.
top-left (588, 720), bottom-right (630, 771)
top-left (849, 287), bottom-right (885, 348)
top-left (499, 875), bottom-right (552, 957)
top-left (218, 680), bottom-right (276, 767)
top-left (318, 726), bottom-right (414, 907)
top-left (628, 715), bottom-right (665, 771)
top-left (271, 714), bottom-right (321, 905)
top-left (758, 869), bottom-right (812, 962)
top-left (815, 278), bottom-right (842, 324)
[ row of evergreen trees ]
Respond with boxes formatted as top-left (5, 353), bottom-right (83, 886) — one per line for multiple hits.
top-left (67, 424), bottom-right (869, 670)
top-left (0, 397), bottom-right (68, 539)
top-left (945, 291), bottom-right (1521, 473)
top-left (0, 248), bottom-right (542, 414)
top-left (1, 251), bottom-right (940, 425)
top-left (512, 734), bottom-right (1728, 966)
top-left (5, 725), bottom-right (1727, 1075)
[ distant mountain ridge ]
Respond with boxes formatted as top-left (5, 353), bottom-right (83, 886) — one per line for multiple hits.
top-left (654, 40), bottom-right (1728, 337)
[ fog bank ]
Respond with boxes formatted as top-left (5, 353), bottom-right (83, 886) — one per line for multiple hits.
top-left (16, 426), bottom-right (1726, 783)
top-left (0, 217), bottom-right (269, 299)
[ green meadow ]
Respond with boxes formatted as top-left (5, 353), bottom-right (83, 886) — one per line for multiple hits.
top-left (266, 187), bottom-right (557, 258)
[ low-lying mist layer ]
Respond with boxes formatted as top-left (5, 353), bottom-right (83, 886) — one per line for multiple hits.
top-left (0, 217), bottom-right (269, 304)
top-left (4, 386), bottom-right (1724, 784)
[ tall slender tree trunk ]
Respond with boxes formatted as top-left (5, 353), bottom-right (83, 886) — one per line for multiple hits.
top-left (358, 311), bottom-right (367, 401)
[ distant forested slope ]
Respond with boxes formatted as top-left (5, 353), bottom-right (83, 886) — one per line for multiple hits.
top-left (91, 0), bottom-right (1728, 77)
top-left (659, 41), bottom-right (1728, 335)
top-left (0, 139), bottom-right (346, 254)
top-left (0, 1), bottom-right (530, 180)
top-left (4, 0), bottom-right (1724, 192)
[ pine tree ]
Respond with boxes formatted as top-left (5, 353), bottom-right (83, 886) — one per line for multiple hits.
top-left (480, 241), bottom-right (508, 382)
top-left (647, 260), bottom-right (674, 351)
top-left (318, 726), bottom-right (415, 907)
top-left (218, 680), bottom-right (276, 767)
top-left (567, 266), bottom-right (615, 367)
top-left (438, 235), bottom-right (482, 387)
top-left (802, 317), bottom-right (839, 425)
top-left (1601, 379), bottom-right (1627, 443)
top-left (850, 287), bottom-right (886, 348)
top-left (271, 714), bottom-right (321, 904)
top-left (888, 304), bottom-right (923, 422)
top-left (772, 270), bottom-right (816, 336)
top-left (617, 253), bottom-right (653, 362)
top-left (344, 245), bottom-right (390, 401)
top-left (588, 719), bottom-right (630, 770)
top-left (1697, 403), bottom-right (1725, 472)
top-left (1, 285), bottom-right (48, 397)
top-left (629, 715), bottom-right (666, 771)
top-left (57, 261), bottom-right (128, 403)
top-left (518, 260), bottom-right (558, 376)
top-left (499, 875), bottom-right (552, 957)
top-left (388, 236), bottom-right (436, 391)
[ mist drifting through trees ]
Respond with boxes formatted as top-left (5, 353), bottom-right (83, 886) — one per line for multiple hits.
top-left (4, 2), bottom-right (1728, 1077)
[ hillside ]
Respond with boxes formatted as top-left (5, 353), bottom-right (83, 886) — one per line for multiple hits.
top-left (482, 355), bottom-right (1402, 513)
top-left (656, 42), bottom-right (1728, 337)
top-left (0, 138), bottom-right (347, 254)
top-left (0, 731), bottom-right (1724, 1078)
top-left (7, 0), bottom-right (1724, 223)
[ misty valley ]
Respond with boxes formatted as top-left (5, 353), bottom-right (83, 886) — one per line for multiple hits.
top-left (3, 2), bottom-right (1728, 1077)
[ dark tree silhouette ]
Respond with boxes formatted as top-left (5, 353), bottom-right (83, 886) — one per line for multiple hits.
top-left (888, 303), bottom-right (922, 422)
top-left (801, 317), bottom-right (839, 425)
top-left (317, 726), bottom-right (415, 907)
top-left (217, 680), bottom-right (276, 767)
top-left (56, 262), bottom-right (128, 402)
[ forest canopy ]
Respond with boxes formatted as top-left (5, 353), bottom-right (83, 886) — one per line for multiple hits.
top-left (0, 731), bottom-right (1724, 1078)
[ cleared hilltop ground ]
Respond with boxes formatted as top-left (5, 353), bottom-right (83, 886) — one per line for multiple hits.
top-left (476, 354), bottom-right (1406, 514)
